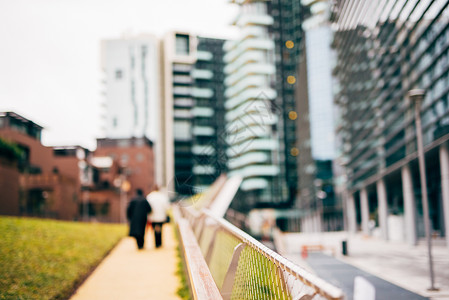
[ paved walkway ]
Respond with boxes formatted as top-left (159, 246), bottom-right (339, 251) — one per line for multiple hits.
top-left (307, 252), bottom-right (428, 300)
top-left (70, 224), bottom-right (181, 300)
top-left (276, 231), bottom-right (449, 300)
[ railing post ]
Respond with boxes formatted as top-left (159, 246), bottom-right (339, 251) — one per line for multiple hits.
top-left (221, 243), bottom-right (246, 300)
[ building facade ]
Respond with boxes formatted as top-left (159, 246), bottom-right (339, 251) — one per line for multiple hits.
top-left (268, 0), bottom-right (306, 206)
top-left (192, 37), bottom-right (227, 190)
top-left (84, 137), bottom-right (155, 222)
top-left (293, 0), bottom-right (342, 232)
top-left (101, 35), bottom-right (162, 185)
top-left (95, 137), bottom-right (155, 196)
top-left (223, 0), bottom-right (286, 210)
top-left (0, 112), bottom-right (80, 220)
top-left (160, 32), bottom-right (198, 196)
top-left (332, 0), bottom-right (449, 246)
top-left (160, 32), bottom-right (229, 197)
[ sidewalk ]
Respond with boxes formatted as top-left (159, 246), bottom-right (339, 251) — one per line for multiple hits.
top-left (70, 224), bottom-right (181, 300)
top-left (276, 231), bottom-right (449, 300)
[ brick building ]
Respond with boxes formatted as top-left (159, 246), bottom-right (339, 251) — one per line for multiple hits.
top-left (0, 112), bottom-right (79, 220)
top-left (83, 137), bottom-right (155, 223)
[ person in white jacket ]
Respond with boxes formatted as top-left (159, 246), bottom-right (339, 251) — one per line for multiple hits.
top-left (146, 186), bottom-right (170, 248)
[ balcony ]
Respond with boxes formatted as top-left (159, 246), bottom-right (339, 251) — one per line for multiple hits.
top-left (225, 99), bottom-right (272, 122)
top-left (192, 126), bottom-right (215, 136)
top-left (192, 145), bottom-right (215, 155)
top-left (225, 75), bottom-right (267, 98)
top-left (192, 69), bottom-right (213, 80)
top-left (226, 138), bottom-right (278, 158)
top-left (229, 164), bottom-right (279, 179)
top-left (196, 51), bottom-right (213, 61)
top-left (192, 88), bottom-right (214, 98)
top-left (225, 63), bottom-right (275, 87)
top-left (224, 51), bottom-right (264, 74)
top-left (227, 152), bottom-right (269, 169)
top-left (226, 120), bottom-right (275, 144)
top-left (240, 177), bottom-right (268, 191)
top-left (236, 14), bottom-right (273, 27)
top-left (173, 86), bottom-right (192, 96)
top-left (191, 107), bottom-right (214, 117)
top-left (224, 38), bottom-right (274, 63)
top-left (192, 165), bottom-right (215, 175)
top-left (225, 87), bottom-right (276, 110)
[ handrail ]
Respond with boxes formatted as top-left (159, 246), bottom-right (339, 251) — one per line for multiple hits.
top-left (178, 205), bottom-right (345, 300)
top-left (174, 207), bottom-right (223, 300)
top-left (202, 209), bottom-right (344, 300)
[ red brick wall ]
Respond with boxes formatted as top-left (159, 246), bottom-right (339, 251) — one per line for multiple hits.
top-left (0, 128), bottom-right (54, 173)
top-left (0, 159), bottom-right (19, 215)
top-left (95, 144), bottom-right (155, 196)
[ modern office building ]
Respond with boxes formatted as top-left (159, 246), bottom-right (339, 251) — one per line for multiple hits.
top-left (268, 0), bottom-right (306, 206)
top-left (160, 32), bottom-right (198, 196)
top-left (101, 35), bottom-right (162, 185)
top-left (292, 0), bottom-right (342, 232)
top-left (223, 0), bottom-right (286, 210)
top-left (332, 0), bottom-right (449, 246)
top-left (160, 32), bottom-right (229, 196)
top-left (191, 37), bottom-right (227, 190)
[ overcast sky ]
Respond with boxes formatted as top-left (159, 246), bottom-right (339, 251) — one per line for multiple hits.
top-left (0, 0), bottom-right (238, 150)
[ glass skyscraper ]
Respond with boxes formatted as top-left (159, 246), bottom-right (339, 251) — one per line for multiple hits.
top-left (332, 0), bottom-right (449, 246)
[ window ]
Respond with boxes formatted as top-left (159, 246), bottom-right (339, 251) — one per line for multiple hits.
top-left (174, 121), bottom-right (192, 140)
top-left (118, 139), bottom-right (130, 147)
top-left (121, 154), bottom-right (129, 164)
top-left (175, 34), bottom-right (190, 55)
top-left (136, 153), bottom-right (144, 162)
top-left (115, 69), bottom-right (123, 79)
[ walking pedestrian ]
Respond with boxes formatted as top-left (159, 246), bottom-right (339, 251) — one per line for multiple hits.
top-left (147, 186), bottom-right (170, 248)
top-left (127, 189), bottom-right (152, 250)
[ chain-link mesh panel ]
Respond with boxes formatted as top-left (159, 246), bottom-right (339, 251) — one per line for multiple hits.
top-left (283, 270), bottom-right (330, 300)
top-left (177, 206), bottom-right (344, 300)
top-left (231, 245), bottom-right (291, 300)
top-left (208, 230), bottom-right (241, 289)
top-left (198, 225), bottom-right (216, 257)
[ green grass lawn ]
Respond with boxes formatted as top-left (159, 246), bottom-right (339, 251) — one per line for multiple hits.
top-left (0, 216), bottom-right (127, 300)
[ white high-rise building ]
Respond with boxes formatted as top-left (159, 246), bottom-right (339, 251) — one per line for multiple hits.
top-left (101, 35), bottom-right (162, 184)
top-left (302, 0), bottom-right (335, 161)
top-left (223, 1), bottom-right (281, 203)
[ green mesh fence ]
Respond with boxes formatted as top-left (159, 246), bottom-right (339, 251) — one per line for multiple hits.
top-left (179, 206), bottom-right (344, 300)
top-left (198, 225), bottom-right (215, 257)
top-left (231, 245), bottom-right (291, 300)
top-left (207, 230), bottom-right (241, 289)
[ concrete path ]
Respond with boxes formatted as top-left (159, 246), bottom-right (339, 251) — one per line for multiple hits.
top-left (306, 252), bottom-right (428, 300)
top-left (276, 231), bottom-right (449, 300)
top-left (70, 224), bottom-right (181, 300)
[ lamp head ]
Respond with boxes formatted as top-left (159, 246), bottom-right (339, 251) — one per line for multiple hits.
top-left (408, 89), bottom-right (426, 103)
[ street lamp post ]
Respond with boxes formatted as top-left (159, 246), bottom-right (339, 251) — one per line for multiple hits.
top-left (408, 89), bottom-right (438, 291)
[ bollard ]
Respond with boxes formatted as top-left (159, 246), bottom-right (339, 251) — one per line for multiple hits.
top-left (301, 245), bottom-right (308, 259)
top-left (342, 240), bottom-right (348, 256)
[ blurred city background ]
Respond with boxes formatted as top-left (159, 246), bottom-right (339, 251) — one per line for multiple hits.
top-left (1, 0), bottom-right (449, 298)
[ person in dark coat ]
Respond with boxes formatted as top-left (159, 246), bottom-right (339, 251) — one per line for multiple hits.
top-left (126, 189), bottom-right (151, 249)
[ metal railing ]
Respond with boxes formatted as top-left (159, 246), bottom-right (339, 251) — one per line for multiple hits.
top-left (176, 205), bottom-right (345, 300)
